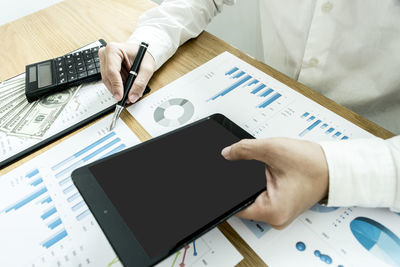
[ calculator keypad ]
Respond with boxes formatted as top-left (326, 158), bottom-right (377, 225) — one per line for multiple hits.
top-left (55, 45), bottom-right (102, 84)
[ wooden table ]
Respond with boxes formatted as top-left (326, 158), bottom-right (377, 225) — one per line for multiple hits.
top-left (0, 0), bottom-right (394, 266)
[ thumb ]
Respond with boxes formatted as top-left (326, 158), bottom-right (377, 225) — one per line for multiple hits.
top-left (221, 139), bottom-right (266, 162)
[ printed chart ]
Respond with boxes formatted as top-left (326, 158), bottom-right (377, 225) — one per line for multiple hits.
top-left (0, 115), bottom-right (138, 267)
top-left (229, 205), bottom-right (400, 267)
top-left (128, 52), bottom-right (372, 142)
top-left (0, 114), bottom-right (242, 267)
top-left (156, 228), bottom-right (242, 267)
top-left (127, 52), bottom-right (399, 267)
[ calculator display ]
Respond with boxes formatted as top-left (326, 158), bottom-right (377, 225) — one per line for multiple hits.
top-left (28, 66), bottom-right (36, 82)
top-left (38, 62), bottom-right (53, 88)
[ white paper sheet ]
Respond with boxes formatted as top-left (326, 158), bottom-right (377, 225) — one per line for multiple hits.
top-left (156, 228), bottom-right (242, 267)
top-left (0, 115), bottom-right (139, 266)
top-left (128, 52), bottom-right (400, 267)
top-left (0, 114), bottom-right (242, 267)
top-left (127, 52), bottom-right (372, 141)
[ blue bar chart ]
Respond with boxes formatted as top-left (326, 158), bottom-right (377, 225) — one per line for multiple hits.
top-left (208, 73), bottom-right (252, 101)
top-left (299, 112), bottom-right (349, 139)
top-left (251, 84), bottom-right (266, 94)
top-left (208, 67), bottom-right (284, 109)
top-left (1, 169), bottom-right (68, 250)
top-left (50, 130), bottom-right (127, 222)
top-left (0, 117), bottom-right (143, 267)
top-left (257, 93), bottom-right (282, 108)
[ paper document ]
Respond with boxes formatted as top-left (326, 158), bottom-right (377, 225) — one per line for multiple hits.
top-left (127, 52), bottom-right (372, 141)
top-left (0, 114), bottom-right (242, 267)
top-left (0, 115), bottom-right (140, 266)
top-left (156, 228), bottom-right (242, 267)
top-left (127, 52), bottom-right (400, 267)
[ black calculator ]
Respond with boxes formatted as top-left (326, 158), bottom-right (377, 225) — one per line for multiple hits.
top-left (25, 39), bottom-right (107, 102)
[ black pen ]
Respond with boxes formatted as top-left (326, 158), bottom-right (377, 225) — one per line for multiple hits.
top-left (109, 42), bottom-right (149, 131)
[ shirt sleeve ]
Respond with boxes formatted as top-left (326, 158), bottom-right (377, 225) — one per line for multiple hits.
top-left (128, 0), bottom-right (235, 70)
top-left (320, 136), bottom-right (400, 212)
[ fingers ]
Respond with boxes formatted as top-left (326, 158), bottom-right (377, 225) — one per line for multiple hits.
top-left (221, 139), bottom-right (268, 162)
top-left (127, 52), bottom-right (155, 103)
top-left (99, 43), bottom-right (125, 101)
top-left (99, 42), bottom-right (156, 104)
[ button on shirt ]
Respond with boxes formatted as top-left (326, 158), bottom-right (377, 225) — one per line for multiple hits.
top-left (130, 0), bottom-right (400, 211)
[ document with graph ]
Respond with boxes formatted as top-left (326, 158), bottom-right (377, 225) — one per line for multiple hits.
top-left (127, 52), bottom-right (400, 267)
top-left (0, 114), bottom-right (242, 267)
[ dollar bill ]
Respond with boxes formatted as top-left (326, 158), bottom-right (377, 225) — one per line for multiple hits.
top-left (0, 100), bottom-right (33, 133)
top-left (0, 83), bottom-right (24, 96)
top-left (0, 92), bottom-right (26, 120)
top-left (8, 87), bottom-right (78, 138)
top-left (0, 98), bottom-right (29, 127)
top-left (0, 87), bottom-right (24, 102)
top-left (0, 75), bottom-right (25, 93)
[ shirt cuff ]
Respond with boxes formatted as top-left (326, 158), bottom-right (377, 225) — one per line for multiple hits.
top-left (320, 138), bottom-right (397, 208)
top-left (128, 26), bottom-right (176, 70)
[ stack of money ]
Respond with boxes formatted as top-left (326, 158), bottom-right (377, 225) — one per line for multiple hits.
top-left (0, 74), bottom-right (78, 139)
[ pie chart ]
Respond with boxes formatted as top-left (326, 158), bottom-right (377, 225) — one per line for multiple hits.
top-left (153, 98), bottom-right (194, 127)
top-left (350, 217), bottom-right (400, 266)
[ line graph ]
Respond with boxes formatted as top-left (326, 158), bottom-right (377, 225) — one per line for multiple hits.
top-left (154, 229), bottom-right (241, 267)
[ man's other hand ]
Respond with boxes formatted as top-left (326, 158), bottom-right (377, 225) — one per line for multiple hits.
top-left (222, 138), bottom-right (329, 229)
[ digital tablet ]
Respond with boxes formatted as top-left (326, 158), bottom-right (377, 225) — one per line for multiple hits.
top-left (71, 113), bottom-right (266, 267)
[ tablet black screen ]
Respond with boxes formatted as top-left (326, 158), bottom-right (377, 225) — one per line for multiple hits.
top-left (89, 118), bottom-right (265, 258)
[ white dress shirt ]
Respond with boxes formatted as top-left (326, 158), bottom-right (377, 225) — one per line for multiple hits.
top-left (129, 0), bottom-right (400, 211)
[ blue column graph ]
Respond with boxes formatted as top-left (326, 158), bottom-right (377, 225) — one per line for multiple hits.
top-left (257, 93), bottom-right (281, 108)
top-left (251, 84), bottom-right (266, 94)
top-left (307, 116), bottom-right (315, 122)
top-left (299, 120), bottom-right (321, 137)
top-left (208, 67), bottom-right (285, 108)
top-left (26, 169), bottom-right (39, 178)
top-left (299, 112), bottom-right (349, 139)
top-left (247, 79), bottom-right (259, 87)
top-left (31, 177), bottom-right (43, 186)
top-left (4, 187), bottom-right (48, 212)
top-left (225, 67), bottom-right (238, 76)
top-left (1, 168), bottom-right (68, 249)
top-left (41, 228), bottom-right (68, 249)
top-left (208, 74), bottom-right (252, 101)
top-left (259, 88), bottom-right (274, 97)
top-left (326, 127), bottom-right (334, 134)
top-left (50, 131), bottom-right (127, 222)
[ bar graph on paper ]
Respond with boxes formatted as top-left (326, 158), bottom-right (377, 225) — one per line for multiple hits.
top-left (208, 66), bottom-right (282, 110)
top-left (128, 51), bottom-right (372, 145)
top-left (0, 116), bottom-right (139, 267)
top-left (51, 130), bottom-right (127, 222)
top-left (0, 115), bottom-right (242, 267)
top-left (299, 112), bottom-right (349, 140)
top-left (1, 168), bottom-right (68, 250)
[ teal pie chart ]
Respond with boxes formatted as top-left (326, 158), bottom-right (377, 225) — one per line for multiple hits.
top-left (350, 217), bottom-right (400, 266)
top-left (153, 98), bottom-right (195, 127)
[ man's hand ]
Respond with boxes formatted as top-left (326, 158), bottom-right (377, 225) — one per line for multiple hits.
top-left (99, 42), bottom-right (156, 103)
top-left (221, 138), bottom-right (329, 229)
